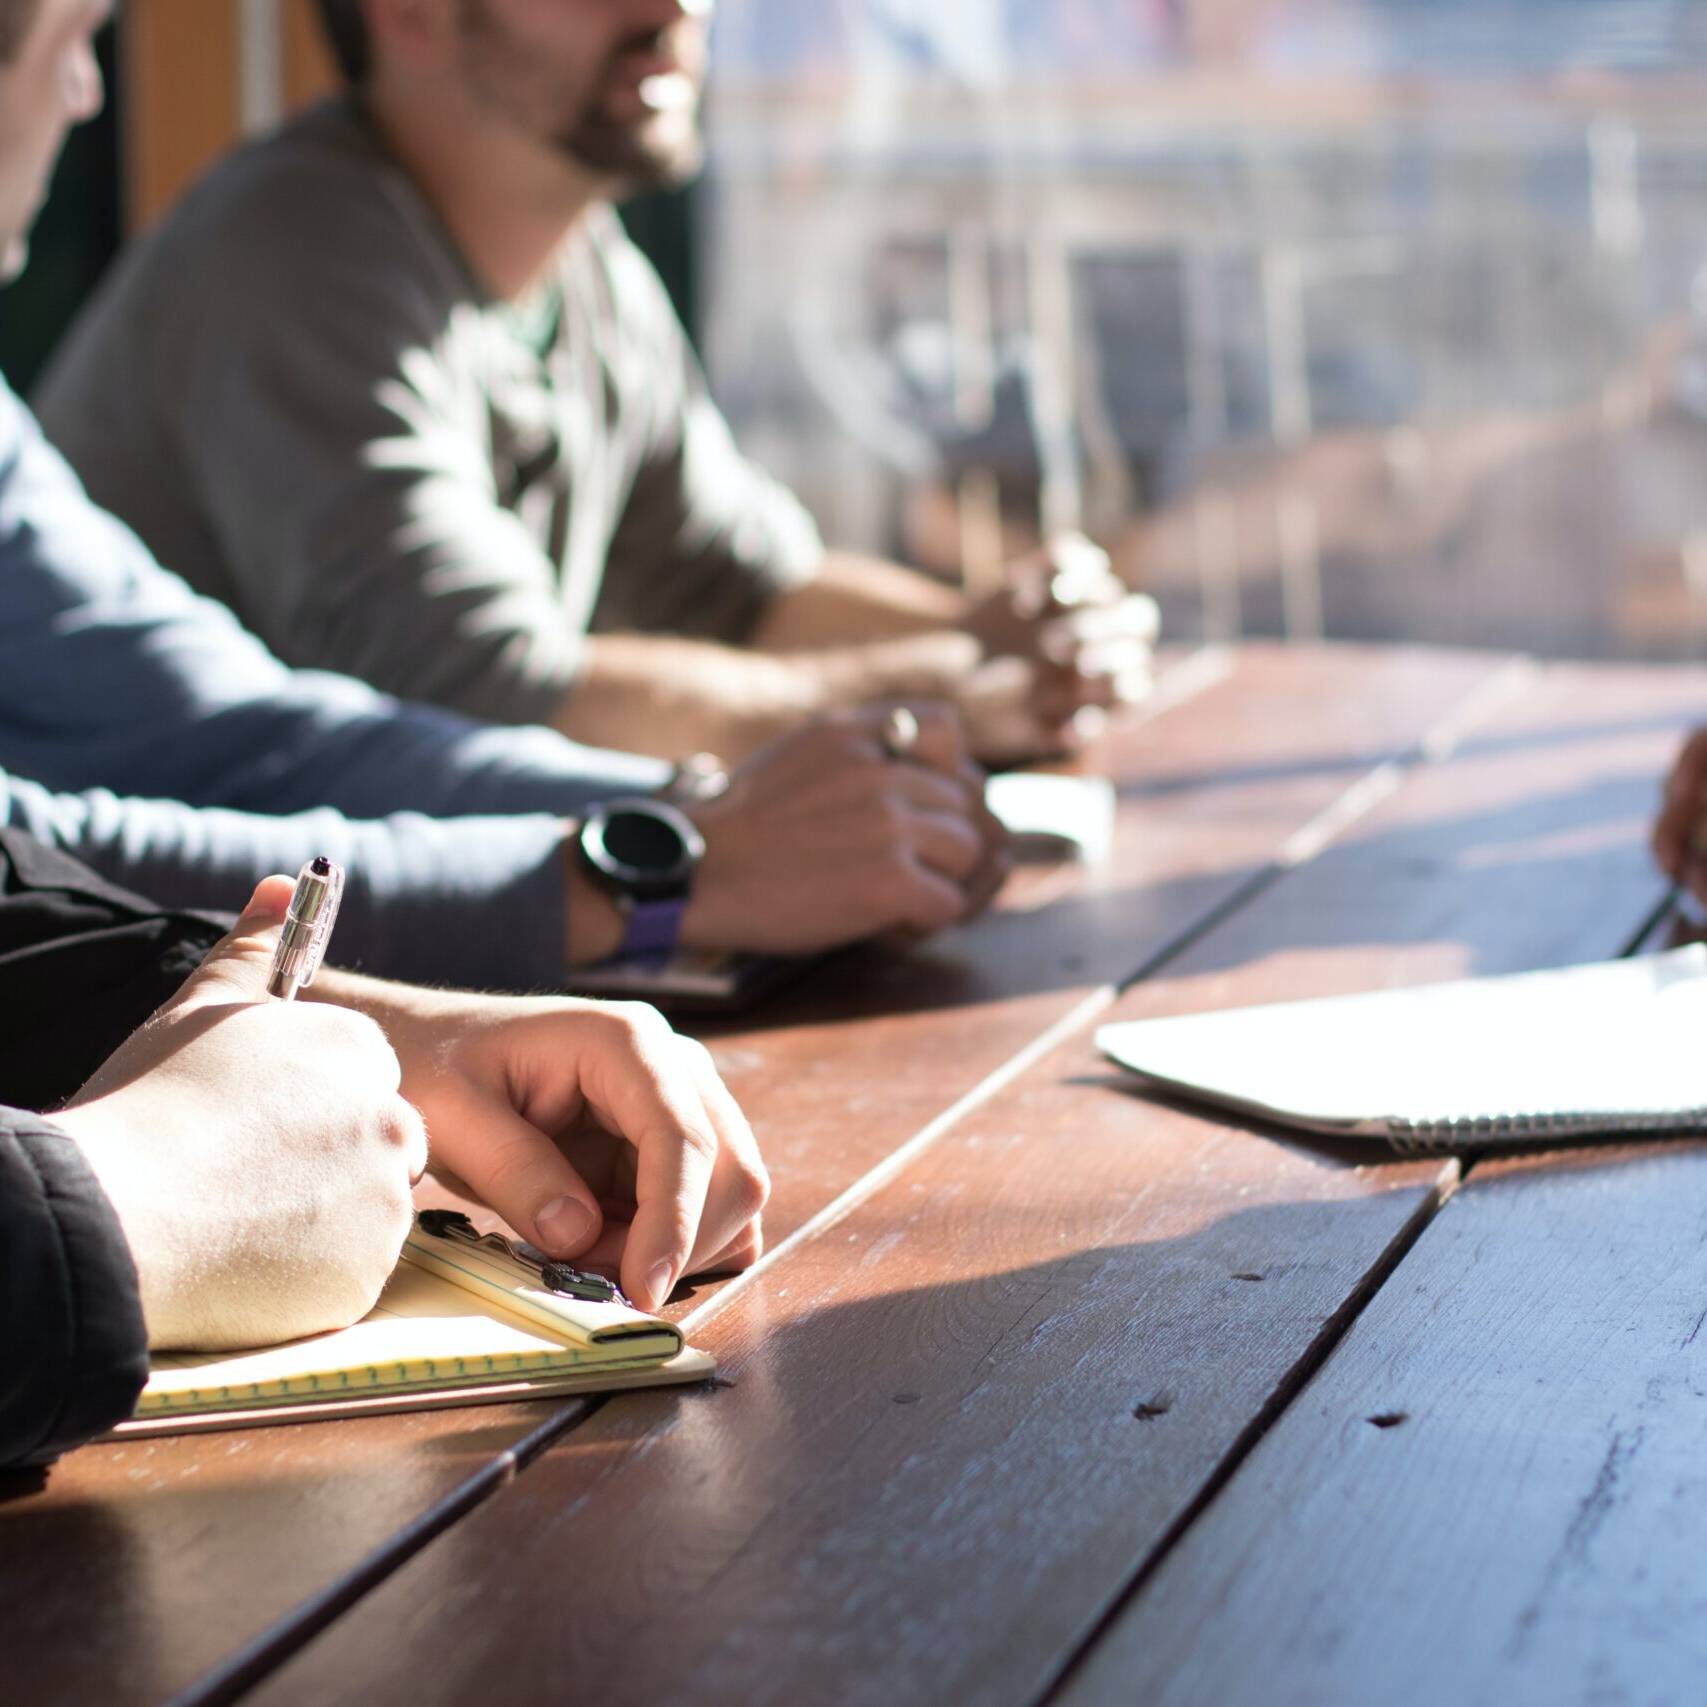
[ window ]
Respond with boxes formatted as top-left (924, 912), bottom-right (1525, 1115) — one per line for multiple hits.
top-left (699, 0), bottom-right (1707, 658)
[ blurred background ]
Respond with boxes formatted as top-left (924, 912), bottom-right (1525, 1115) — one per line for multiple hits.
top-left (14, 0), bottom-right (1707, 662)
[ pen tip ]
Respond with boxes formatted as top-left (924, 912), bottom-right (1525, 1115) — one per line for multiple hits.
top-left (309, 855), bottom-right (332, 875)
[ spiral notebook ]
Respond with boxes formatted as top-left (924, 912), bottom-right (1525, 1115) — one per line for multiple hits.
top-left (108, 1215), bottom-right (714, 1438)
top-left (1096, 946), bottom-right (1707, 1153)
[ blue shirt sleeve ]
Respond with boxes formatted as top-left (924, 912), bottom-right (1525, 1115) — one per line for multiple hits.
top-left (0, 769), bottom-right (575, 990)
top-left (0, 378), bottom-right (667, 820)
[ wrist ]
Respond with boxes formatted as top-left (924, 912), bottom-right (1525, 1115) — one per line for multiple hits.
top-left (563, 803), bottom-right (703, 968)
top-left (51, 1102), bottom-right (172, 1341)
top-left (564, 857), bottom-right (631, 966)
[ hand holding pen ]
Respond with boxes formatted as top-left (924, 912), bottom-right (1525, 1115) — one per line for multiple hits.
top-left (55, 873), bottom-right (426, 1350)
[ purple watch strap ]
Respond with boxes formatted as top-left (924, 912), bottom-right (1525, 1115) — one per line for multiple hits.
top-left (617, 896), bottom-right (689, 965)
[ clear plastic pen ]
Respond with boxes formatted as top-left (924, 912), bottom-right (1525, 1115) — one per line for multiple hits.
top-left (266, 855), bottom-right (345, 1000)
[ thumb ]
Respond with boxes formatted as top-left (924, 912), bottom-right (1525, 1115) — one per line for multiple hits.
top-left (172, 875), bottom-right (298, 1011)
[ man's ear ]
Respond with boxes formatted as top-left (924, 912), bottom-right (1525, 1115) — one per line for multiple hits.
top-left (363, 0), bottom-right (460, 75)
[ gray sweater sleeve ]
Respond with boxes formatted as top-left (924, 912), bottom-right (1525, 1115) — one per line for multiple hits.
top-left (0, 378), bottom-right (667, 822)
top-left (0, 1112), bottom-right (148, 1469)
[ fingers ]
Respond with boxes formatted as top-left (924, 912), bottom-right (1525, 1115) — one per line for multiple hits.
top-left (695, 1221), bottom-right (764, 1279)
top-left (885, 728), bottom-right (1014, 912)
top-left (1655, 730), bottom-right (1707, 882)
top-left (391, 1098), bottom-right (431, 1184)
top-left (900, 807), bottom-right (987, 885)
top-left (580, 1015), bottom-right (769, 1310)
top-left (676, 1037), bottom-right (769, 1277)
top-left (172, 875), bottom-right (298, 1011)
top-left (1035, 596), bottom-right (1158, 709)
top-left (958, 658), bottom-right (1075, 765)
top-left (843, 699), bottom-right (970, 778)
top-left (429, 1076), bottom-right (607, 1260)
top-left (576, 1008), bottom-right (732, 1312)
top-left (531, 1026), bottom-right (769, 1300)
top-left (834, 706), bottom-right (1012, 910)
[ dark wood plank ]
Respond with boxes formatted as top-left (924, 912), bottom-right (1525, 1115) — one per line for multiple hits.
top-left (1058, 1138), bottom-right (1707, 1707)
top-left (1, 645), bottom-right (1511, 1707)
top-left (241, 657), bottom-right (1706, 1707)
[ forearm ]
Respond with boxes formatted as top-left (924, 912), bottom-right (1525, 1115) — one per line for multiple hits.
top-left (553, 633), bottom-right (822, 760)
top-left (749, 552), bottom-right (967, 651)
top-left (556, 627), bottom-right (980, 763)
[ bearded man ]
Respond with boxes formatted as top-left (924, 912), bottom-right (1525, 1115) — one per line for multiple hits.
top-left (37, 0), bottom-right (1156, 767)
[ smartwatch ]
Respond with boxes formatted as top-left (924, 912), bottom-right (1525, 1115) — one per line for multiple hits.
top-left (574, 797), bottom-right (706, 962)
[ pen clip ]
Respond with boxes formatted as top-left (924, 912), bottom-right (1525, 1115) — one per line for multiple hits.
top-left (415, 1209), bottom-right (629, 1306)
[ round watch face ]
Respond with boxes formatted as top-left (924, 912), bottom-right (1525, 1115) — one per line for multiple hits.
top-left (580, 799), bottom-right (705, 899)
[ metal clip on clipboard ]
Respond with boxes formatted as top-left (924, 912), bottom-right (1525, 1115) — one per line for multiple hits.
top-left (415, 1208), bottom-right (630, 1306)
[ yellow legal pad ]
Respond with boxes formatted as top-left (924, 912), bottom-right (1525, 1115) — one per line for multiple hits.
top-left (109, 1223), bottom-right (714, 1438)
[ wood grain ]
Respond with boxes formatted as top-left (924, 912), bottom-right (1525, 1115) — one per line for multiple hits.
top-left (685, 642), bottom-right (1519, 1300)
top-left (1057, 1138), bottom-right (1707, 1707)
top-left (240, 657), bottom-right (1704, 1707)
top-left (1, 646), bottom-right (1510, 1707)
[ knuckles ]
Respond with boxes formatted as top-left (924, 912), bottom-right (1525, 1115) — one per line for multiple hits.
top-left (731, 1156), bottom-right (772, 1224)
top-left (595, 999), bottom-right (675, 1055)
top-left (675, 1118), bottom-right (723, 1170)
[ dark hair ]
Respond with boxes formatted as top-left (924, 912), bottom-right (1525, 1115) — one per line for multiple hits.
top-left (0, 0), bottom-right (44, 62)
top-left (313, 0), bottom-right (371, 85)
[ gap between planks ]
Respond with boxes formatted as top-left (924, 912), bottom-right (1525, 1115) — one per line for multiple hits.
top-left (1038, 661), bottom-right (1703, 1707)
top-left (182, 648), bottom-right (1540, 1707)
top-left (1040, 1155), bottom-right (1462, 1707)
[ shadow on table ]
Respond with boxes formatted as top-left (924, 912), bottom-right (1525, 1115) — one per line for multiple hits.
top-left (6, 1138), bottom-right (1687, 1707)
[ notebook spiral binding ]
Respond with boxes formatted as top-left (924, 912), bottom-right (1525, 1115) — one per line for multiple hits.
top-left (1385, 1107), bottom-right (1707, 1154)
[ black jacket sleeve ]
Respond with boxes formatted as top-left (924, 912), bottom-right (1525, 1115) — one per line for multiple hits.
top-left (0, 826), bottom-right (229, 1464)
top-left (0, 826), bottom-right (228, 1112)
top-left (0, 1110), bottom-right (149, 1468)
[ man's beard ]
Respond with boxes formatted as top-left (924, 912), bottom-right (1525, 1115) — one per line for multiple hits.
top-left (557, 107), bottom-right (704, 194)
top-left (456, 0), bottom-right (705, 193)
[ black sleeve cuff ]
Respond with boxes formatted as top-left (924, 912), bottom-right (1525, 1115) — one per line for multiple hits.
top-left (0, 1115), bottom-right (148, 1468)
top-left (0, 829), bottom-right (228, 1111)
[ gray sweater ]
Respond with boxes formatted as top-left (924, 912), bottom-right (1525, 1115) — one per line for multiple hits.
top-left (36, 96), bottom-right (823, 728)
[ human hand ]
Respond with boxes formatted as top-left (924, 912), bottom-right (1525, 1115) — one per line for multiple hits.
top-left (679, 702), bottom-right (1011, 954)
top-left (54, 879), bottom-right (427, 1351)
top-left (1653, 727), bottom-right (1707, 900)
top-left (961, 533), bottom-right (1159, 762)
top-left (319, 983), bottom-right (770, 1314)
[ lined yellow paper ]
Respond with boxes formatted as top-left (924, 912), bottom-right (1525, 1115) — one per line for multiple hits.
top-left (140, 1259), bottom-right (674, 1414)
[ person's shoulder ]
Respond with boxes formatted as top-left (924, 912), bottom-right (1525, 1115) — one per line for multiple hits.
top-left (142, 97), bottom-right (451, 290)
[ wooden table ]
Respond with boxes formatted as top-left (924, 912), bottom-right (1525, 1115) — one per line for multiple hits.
top-left (7, 641), bottom-right (1706, 1707)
